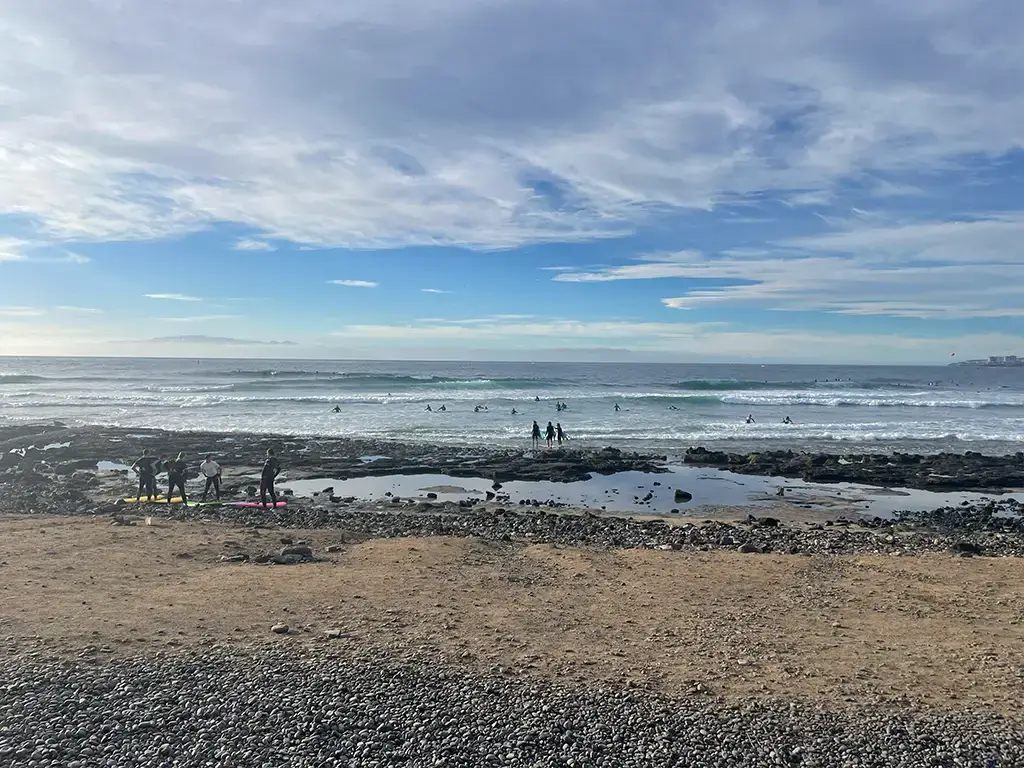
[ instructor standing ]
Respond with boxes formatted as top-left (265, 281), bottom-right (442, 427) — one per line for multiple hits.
top-left (200, 454), bottom-right (222, 501)
top-left (260, 448), bottom-right (281, 509)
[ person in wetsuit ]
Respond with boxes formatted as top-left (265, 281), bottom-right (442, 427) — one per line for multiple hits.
top-left (260, 448), bottom-right (281, 508)
top-left (166, 452), bottom-right (189, 504)
top-left (614, 403), bottom-right (621, 412)
top-left (332, 405), bottom-right (341, 413)
top-left (131, 449), bottom-right (158, 501)
top-left (531, 420), bottom-right (542, 448)
top-left (556, 423), bottom-right (566, 445)
top-left (545, 421), bottom-right (556, 448)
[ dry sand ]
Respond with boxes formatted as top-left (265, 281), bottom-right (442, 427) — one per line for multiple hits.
top-left (2, 514), bottom-right (1022, 714)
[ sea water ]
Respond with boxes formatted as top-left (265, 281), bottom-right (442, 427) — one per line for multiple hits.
top-left (1, 357), bottom-right (1022, 456)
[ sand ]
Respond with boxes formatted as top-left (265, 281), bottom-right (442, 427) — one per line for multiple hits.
top-left (2, 513), bottom-right (1022, 715)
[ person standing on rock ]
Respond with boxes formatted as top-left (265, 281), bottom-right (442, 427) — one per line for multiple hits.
top-left (166, 452), bottom-right (189, 504)
top-left (131, 449), bottom-right (158, 501)
top-left (200, 454), bottom-right (222, 501)
top-left (531, 420), bottom-right (542, 448)
top-left (260, 448), bottom-right (281, 508)
top-left (556, 423), bottom-right (566, 445)
top-left (545, 421), bottom-right (556, 448)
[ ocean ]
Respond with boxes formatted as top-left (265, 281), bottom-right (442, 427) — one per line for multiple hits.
top-left (1, 357), bottom-right (1022, 456)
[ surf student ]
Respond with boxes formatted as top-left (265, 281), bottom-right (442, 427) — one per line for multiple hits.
top-left (166, 452), bottom-right (189, 505)
top-left (131, 449), bottom-right (158, 501)
top-left (531, 420), bottom-right (542, 447)
top-left (511, 408), bottom-right (518, 415)
top-left (200, 454), bottom-right (222, 501)
top-left (438, 404), bottom-right (446, 412)
top-left (782, 416), bottom-right (793, 425)
top-left (746, 415), bottom-right (756, 424)
top-left (535, 396), bottom-right (541, 402)
top-left (556, 423), bottom-right (566, 445)
top-left (614, 403), bottom-right (621, 412)
top-left (260, 448), bottom-right (281, 508)
top-left (426, 404), bottom-right (432, 412)
top-left (545, 421), bottom-right (556, 447)
top-left (332, 405), bottom-right (341, 413)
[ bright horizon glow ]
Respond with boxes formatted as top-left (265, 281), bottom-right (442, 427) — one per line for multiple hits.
top-left (1, 1), bottom-right (1022, 364)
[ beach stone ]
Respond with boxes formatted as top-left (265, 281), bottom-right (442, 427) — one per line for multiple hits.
top-left (280, 545), bottom-right (313, 558)
top-left (326, 545), bottom-right (343, 553)
top-left (673, 489), bottom-right (693, 503)
top-left (738, 543), bottom-right (761, 554)
top-left (270, 624), bottom-right (289, 634)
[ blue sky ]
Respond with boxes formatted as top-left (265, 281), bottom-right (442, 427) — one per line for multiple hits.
top-left (1, 0), bottom-right (1023, 363)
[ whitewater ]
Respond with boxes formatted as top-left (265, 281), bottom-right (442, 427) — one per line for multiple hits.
top-left (1, 357), bottom-right (1022, 455)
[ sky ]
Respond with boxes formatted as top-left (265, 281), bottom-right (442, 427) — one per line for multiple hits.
top-left (0, 0), bottom-right (1023, 364)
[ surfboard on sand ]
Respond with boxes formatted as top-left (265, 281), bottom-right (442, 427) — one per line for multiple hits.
top-left (226, 501), bottom-right (287, 508)
top-left (123, 497), bottom-right (222, 506)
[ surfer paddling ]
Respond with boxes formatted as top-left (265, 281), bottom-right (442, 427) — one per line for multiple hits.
top-left (260, 448), bottom-right (281, 508)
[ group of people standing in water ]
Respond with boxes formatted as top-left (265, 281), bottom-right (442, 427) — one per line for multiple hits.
top-left (130, 448), bottom-right (282, 507)
top-left (531, 420), bottom-right (568, 448)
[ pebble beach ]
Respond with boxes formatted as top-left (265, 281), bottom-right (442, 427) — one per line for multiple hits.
top-left (2, 424), bottom-right (1023, 766)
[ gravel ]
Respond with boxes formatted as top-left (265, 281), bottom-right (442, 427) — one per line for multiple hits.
top-left (0, 648), bottom-right (1020, 767)
top-left (146, 501), bottom-right (1024, 558)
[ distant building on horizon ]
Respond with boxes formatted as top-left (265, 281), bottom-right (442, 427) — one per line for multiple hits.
top-left (951, 354), bottom-right (1023, 367)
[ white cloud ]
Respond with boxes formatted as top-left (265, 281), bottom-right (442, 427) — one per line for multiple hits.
top-left (329, 279), bottom-right (378, 288)
top-left (0, 306), bottom-right (43, 317)
top-left (234, 238), bottom-right (276, 251)
top-left (55, 305), bottom-right (103, 313)
top-left (144, 293), bottom-right (202, 301)
top-left (0, 238), bottom-right (29, 262)
top-left (551, 213), bottom-right (1024, 319)
top-left (421, 288), bottom-right (452, 294)
top-left (0, 1), bottom-right (1022, 249)
top-left (158, 314), bottom-right (242, 323)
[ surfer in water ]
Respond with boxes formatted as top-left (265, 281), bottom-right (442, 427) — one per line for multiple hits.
top-left (166, 452), bottom-right (189, 505)
top-left (332, 405), bottom-right (341, 413)
top-left (614, 403), bottom-right (621, 412)
top-left (511, 408), bottom-right (518, 415)
top-left (782, 416), bottom-right (793, 425)
top-left (531, 420), bottom-right (542, 448)
top-left (200, 454), bottom-right (221, 501)
top-left (545, 421), bottom-right (556, 447)
top-left (260, 448), bottom-right (281, 509)
top-left (745, 415), bottom-right (756, 424)
top-left (131, 449), bottom-right (158, 501)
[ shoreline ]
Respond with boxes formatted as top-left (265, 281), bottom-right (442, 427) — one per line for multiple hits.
top-left (1, 424), bottom-right (1023, 550)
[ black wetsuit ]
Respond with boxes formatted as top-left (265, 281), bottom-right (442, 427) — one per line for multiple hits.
top-left (133, 455), bottom-right (157, 500)
top-left (545, 423), bottom-right (555, 447)
top-left (260, 456), bottom-right (281, 508)
top-left (166, 459), bottom-right (188, 504)
top-left (556, 425), bottom-right (566, 445)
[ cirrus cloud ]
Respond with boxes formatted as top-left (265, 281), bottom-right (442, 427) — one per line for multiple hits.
top-left (0, 0), bottom-right (1022, 252)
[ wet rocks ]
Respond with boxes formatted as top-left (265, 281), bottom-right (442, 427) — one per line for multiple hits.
top-left (673, 489), bottom-right (692, 503)
top-left (684, 446), bottom-right (1024, 492)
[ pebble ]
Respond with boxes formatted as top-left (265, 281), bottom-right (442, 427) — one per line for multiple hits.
top-left (270, 624), bottom-right (289, 635)
top-left (0, 648), bottom-right (1019, 767)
